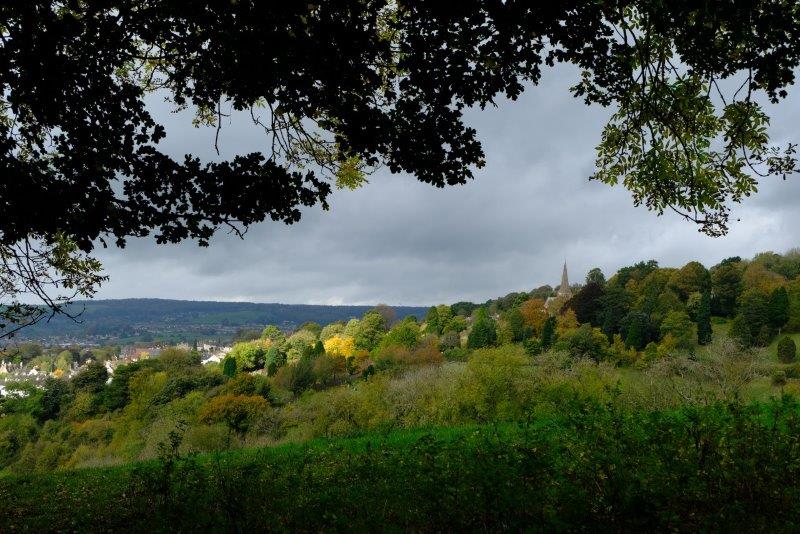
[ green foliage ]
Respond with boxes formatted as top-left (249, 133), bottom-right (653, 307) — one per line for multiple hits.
top-left (260, 325), bottom-right (285, 343)
top-left (287, 356), bottom-right (317, 396)
top-left (39, 378), bottom-right (72, 423)
top-left (669, 261), bottom-right (711, 301)
top-left (222, 357), bottom-right (236, 378)
top-left (555, 324), bottom-right (610, 362)
top-left (739, 289), bottom-right (771, 341)
top-left (598, 285), bottom-right (632, 338)
top-left (539, 316), bottom-right (556, 350)
top-left (319, 322), bottom-right (345, 341)
top-left (729, 314), bottom-right (753, 348)
top-left (769, 286), bottom-right (790, 330)
top-left (198, 394), bottom-right (269, 439)
top-left (466, 309), bottom-right (496, 349)
top-left (425, 305), bottom-right (453, 335)
top-left (585, 267), bottom-right (606, 287)
top-left (72, 362), bottom-right (108, 394)
top-left (379, 319), bottom-right (421, 351)
top-left (711, 258), bottom-right (743, 317)
top-left (620, 311), bottom-right (650, 350)
top-left (353, 311), bottom-right (386, 351)
top-left (444, 315), bottom-right (467, 334)
top-left (777, 337), bottom-right (797, 364)
top-left (659, 311), bottom-right (695, 351)
top-left (223, 374), bottom-right (272, 401)
top-left (9, 400), bottom-right (800, 531)
top-left (696, 290), bottom-right (713, 345)
top-left (229, 340), bottom-right (269, 372)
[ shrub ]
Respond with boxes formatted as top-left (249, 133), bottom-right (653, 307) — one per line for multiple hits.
top-left (729, 314), bottom-right (753, 347)
top-left (443, 347), bottom-right (470, 361)
top-left (777, 336), bottom-right (797, 363)
top-left (555, 324), bottom-right (609, 362)
top-left (198, 394), bottom-right (269, 440)
top-left (223, 373), bottom-right (272, 401)
top-left (755, 324), bottom-right (774, 347)
top-left (772, 370), bottom-right (787, 387)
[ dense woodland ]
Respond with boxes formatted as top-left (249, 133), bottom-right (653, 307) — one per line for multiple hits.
top-left (1, 250), bottom-right (800, 476)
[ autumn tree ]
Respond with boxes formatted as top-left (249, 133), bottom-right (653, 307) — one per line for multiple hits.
top-left (519, 298), bottom-right (548, 337)
top-left (199, 394), bottom-right (269, 446)
top-left (323, 335), bottom-right (356, 359)
top-left (668, 262), bottom-right (711, 301)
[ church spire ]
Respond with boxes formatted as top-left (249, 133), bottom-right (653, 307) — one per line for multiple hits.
top-left (559, 261), bottom-right (571, 297)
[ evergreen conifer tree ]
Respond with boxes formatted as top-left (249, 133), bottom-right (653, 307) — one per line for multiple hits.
top-left (697, 290), bottom-right (713, 345)
top-left (769, 287), bottom-right (790, 333)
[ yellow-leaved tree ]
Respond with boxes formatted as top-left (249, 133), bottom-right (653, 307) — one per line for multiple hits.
top-left (323, 335), bottom-right (356, 359)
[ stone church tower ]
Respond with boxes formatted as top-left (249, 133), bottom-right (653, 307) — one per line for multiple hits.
top-left (545, 261), bottom-right (572, 313)
top-left (557, 261), bottom-right (572, 298)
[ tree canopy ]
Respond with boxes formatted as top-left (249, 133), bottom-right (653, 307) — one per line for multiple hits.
top-left (2, 1), bottom-right (800, 334)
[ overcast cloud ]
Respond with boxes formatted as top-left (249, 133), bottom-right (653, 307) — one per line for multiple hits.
top-left (92, 66), bottom-right (800, 306)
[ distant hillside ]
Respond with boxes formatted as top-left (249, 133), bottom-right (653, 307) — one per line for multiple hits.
top-left (14, 299), bottom-right (428, 343)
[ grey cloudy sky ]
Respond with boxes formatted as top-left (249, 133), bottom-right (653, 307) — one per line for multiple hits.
top-left (93, 66), bottom-right (800, 306)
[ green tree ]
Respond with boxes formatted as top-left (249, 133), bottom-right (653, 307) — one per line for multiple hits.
top-left (380, 319), bottom-right (421, 351)
top-left (424, 306), bottom-right (440, 335)
top-left (72, 362), bottom-right (108, 394)
top-left (319, 322), bottom-right (345, 341)
top-left (264, 346), bottom-right (287, 377)
top-left (711, 257), bottom-right (743, 317)
top-left (586, 268), bottom-right (606, 287)
top-left (659, 311), bottom-right (695, 351)
top-left (621, 311), bottom-right (650, 351)
top-left (777, 336), bottom-right (797, 363)
top-left (222, 356), bottom-right (237, 378)
top-left (287, 356), bottom-right (317, 395)
top-left (696, 290), bottom-right (713, 345)
top-left (502, 308), bottom-right (526, 343)
top-left (444, 315), bottom-right (468, 334)
top-left (729, 314), bottom-right (753, 348)
top-left (354, 312), bottom-right (386, 351)
top-left (39, 377), bottom-right (72, 423)
top-left (467, 309), bottom-right (497, 349)
top-left (555, 324), bottom-right (610, 362)
top-left (668, 261), bottom-right (711, 301)
top-left (540, 316), bottom-right (557, 350)
top-left (260, 325), bottom-right (285, 343)
top-left (598, 286), bottom-right (632, 339)
top-left (229, 341), bottom-right (269, 372)
top-left (199, 394), bottom-right (269, 446)
top-left (739, 289), bottom-right (771, 340)
top-left (769, 286), bottom-right (790, 332)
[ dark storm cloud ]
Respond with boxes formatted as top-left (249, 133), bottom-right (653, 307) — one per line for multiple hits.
top-left (93, 66), bottom-right (800, 305)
